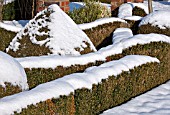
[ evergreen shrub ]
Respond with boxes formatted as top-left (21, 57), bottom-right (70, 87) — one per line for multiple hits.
top-left (68, 0), bottom-right (111, 24)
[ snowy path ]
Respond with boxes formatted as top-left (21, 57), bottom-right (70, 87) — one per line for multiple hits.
top-left (102, 80), bottom-right (170, 115)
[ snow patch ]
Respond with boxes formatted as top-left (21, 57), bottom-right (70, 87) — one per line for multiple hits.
top-left (0, 51), bottom-right (28, 90)
top-left (0, 55), bottom-right (159, 114)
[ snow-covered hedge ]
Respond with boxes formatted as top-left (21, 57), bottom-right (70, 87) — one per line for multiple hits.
top-left (17, 31), bottom-right (170, 89)
top-left (138, 11), bottom-right (170, 36)
top-left (0, 55), bottom-right (160, 114)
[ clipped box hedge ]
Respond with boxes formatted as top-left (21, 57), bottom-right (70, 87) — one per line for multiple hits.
top-left (0, 83), bottom-right (22, 98)
top-left (25, 61), bottom-right (103, 89)
top-left (0, 28), bottom-right (16, 51)
top-left (138, 24), bottom-right (170, 36)
top-left (15, 42), bottom-right (170, 114)
top-left (83, 22), bottom-right (129, 49)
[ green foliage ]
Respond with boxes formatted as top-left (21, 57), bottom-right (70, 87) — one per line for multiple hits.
top-left (138, 24), bottom-right (170, 36)
top-left (68, 0), bottom-right (111, 24)
top-left (0, 28), bottom-right (16, 51)
top-left (2, 2), bottom-right (16, 20)
top-left (0, 83), bottom-right (22, 98)
top-left (132, 6), bottom-right (147, 17)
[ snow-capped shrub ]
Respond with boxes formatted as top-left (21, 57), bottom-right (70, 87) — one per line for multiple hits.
top-left (6, 4), bottom-right (96, 57)
top-left (0, 28), bottom-right (16, 51)
top-left (0, 51), bottom-right (28, 98)
top-left (68, 0), bottom-right (111, 24)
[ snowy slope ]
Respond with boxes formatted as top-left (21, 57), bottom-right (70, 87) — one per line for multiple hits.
top-left (139, 10), bottom-right (170, 29)
top-left (102, 80), bottom-right (170, 115)
top-left (0, 51), bottom-right (28, 90)
top-left (6, 4), bottom-right (96, 56)
top-left (0, 55), bottom-right (159, 114)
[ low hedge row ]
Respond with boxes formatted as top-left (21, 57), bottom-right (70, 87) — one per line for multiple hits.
top-left (17, 62), bottom-right (162, 115)
top-left (83, 22), bottom-right (129, 49)
top-left (25, 61), bottom-right (103, 89)
top-left (138, 24), bottom-right (170, 36)
top-left (0, 83), bottom-right (22, 98)
top-left (15, 42), bottom-right (170, 114)
top-left (0, 28), bottom-right (16, 51)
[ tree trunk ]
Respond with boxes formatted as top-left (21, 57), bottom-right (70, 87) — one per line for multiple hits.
top-left (148, 0), bottom-right (153, 13)
top-left (0, 0), bottom-right (4, 21)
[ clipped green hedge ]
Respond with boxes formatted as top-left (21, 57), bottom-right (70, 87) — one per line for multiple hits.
top-left (16, 42), bottom-right (170, 114)
top-left (83, 22), bottom-right (129, 49)
top-left (0, 83), bottom-right (22, 98)
top-left (138, 24), bottom-right (170, 36)
top-left (132, 6), bottom-right (147, 17)
top-left (0, 28), bottom-right (16, 51)
top-left (25, 61), bottom-right (103, 89)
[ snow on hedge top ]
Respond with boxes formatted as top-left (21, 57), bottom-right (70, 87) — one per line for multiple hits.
top-left (0, 51), bottom-right (28, 90)
top-left (112, 28), bottom-right (133, 45)
top-left (78, 17), bottom-right (126, 30)
top-left (6, 4), bottom-right (96, 56)
top-left (139, 10), bottom-right (170, 29)
top-left (17, 32), bottom-right (170, 69)
top-left (0, 55), bottom-right (159, 114)
top-left (118, 2), bottom-right (148, 20)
